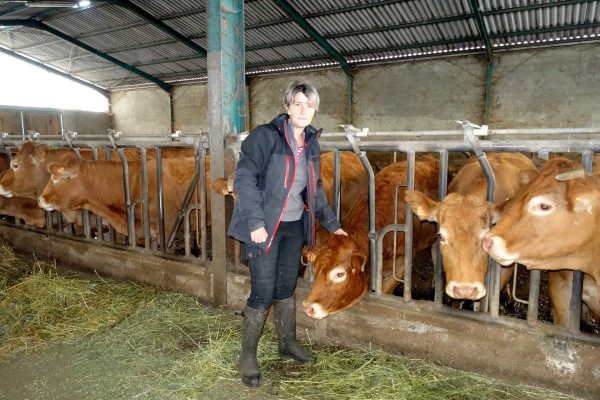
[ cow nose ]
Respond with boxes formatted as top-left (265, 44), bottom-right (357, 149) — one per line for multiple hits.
top-left (446, 281), bottom-right (486, 300)
top-left (304, 303), bottom-right (315, 317)
top-left (482, 236), bottom-right (493, 253)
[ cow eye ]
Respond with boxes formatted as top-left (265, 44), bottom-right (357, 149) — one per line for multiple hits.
top-left (534, 203), bottom-right (552, 212)
top-left (336, 271), bottom-right (345, 278)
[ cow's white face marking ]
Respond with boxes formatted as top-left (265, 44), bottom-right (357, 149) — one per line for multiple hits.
top-left (328, 266), bottom-right (347, 283)
top-left (527, 195), bottom-right (555, 216)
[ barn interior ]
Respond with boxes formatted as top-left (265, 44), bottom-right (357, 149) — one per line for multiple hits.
top-left (1, 1), bottom-right (600, 397)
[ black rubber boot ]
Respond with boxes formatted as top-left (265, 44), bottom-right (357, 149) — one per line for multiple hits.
top-left (273, 296), bottom-right (316, 364)
top-left (240, 305), bottom-right (269, 387)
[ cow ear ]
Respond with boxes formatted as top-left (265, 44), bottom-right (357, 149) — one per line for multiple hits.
top-left (48, 162), bottom-right (77, 179)
top-left (404, 189), bottom-right (439, 222)
top-left (351, 254), bottom-right (367, 272)
top-left (567, 182), bottom-right (600, 214)
top-left (32, 144), bottom-right (50, 163)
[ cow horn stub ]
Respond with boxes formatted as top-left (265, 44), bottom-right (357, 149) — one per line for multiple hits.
top-left (555, 169), bottom-right (586, 181)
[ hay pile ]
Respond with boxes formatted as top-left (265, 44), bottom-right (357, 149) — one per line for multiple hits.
top-left (0, 240), bottom-right (578, 400)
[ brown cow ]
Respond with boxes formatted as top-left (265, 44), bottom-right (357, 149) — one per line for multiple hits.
top-left (303, 155), bottom-right (439, 319)
top-left (404, 153), bottom-right (538, 301)
top-left (37, 156), bottom-right (208, 244)
top-left (0, 141), bottom-right (148, 200)
top-left (483, 157), bottom-right (600, 320)
top-left (0, 167), bottom-right (45, 228)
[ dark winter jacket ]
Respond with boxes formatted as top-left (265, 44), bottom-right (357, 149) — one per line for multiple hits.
top-left (227, 113), bottom-right (341, 253)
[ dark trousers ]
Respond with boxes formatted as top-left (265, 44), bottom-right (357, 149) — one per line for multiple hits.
top-left (246, 219), bottom-right (304, 310)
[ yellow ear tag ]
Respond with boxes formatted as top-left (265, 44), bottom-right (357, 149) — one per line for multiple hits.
top-left (57, 167), bottom-right (65, 174)
top-left (575, 197), bottom-right (581, 202)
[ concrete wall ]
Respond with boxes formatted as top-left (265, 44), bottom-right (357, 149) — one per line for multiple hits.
top-left (353, 56), bottom-right (487, 131)
top-left (110, 88), bottom-right (171, 135)
top-left (0, 108), bottom-right (109, 136)
top-left (62, 110), bottom-right (110, 136)
top-left (248, 69), bottom-right (350, 132)
top-left (171, 84), bottom-right (209, 134)
top-left (491, 43), bottom-right (600, 128)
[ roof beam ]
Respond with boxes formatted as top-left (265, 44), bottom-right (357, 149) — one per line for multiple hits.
top-left (0, 19), bottom-right (172, 92)
top-left (468, 0), bottom-right (493, 61)
top-left (0, 4), bottom-right (27, 17)
top-left (246, 36), bottom-right (483, 69)
top-left (273, 0), bottom-right (351, 77)
top-left (113, 0), bottom-right (207, 57)
top-left (0, 45), bottom-right (109, 98)
top-left (483, 0), bottom-right (592, 16)
top-left (489, 21), bottom-right (600, 39)
top-left (246, 13), bottom-right (472, 52)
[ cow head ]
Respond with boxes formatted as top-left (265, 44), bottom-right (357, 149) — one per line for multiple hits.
top-left (210, 171), bottom-right (236, 198)
top-left (405, 190), bottom-right (499, 300)
top-left (303, 234), bottom-right (368, 319)
top-left (483, 158), bottom-right (600, 272)
top-left (38, 162), bottom-right (85, 212)
top-left (0, 142), bottom-right (55, 199)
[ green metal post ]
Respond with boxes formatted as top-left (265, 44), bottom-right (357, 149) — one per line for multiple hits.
top-left (207, 0), bottom-right (245, 306)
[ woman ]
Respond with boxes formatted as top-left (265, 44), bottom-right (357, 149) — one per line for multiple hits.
top-left (228, 81), bottom-right (347, 387)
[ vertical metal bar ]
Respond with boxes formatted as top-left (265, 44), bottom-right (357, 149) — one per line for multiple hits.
top-left (59, 110), bottom-right (64, 136)
top-left (184, 206), bottom-right (193, 257)
top-left (566, 151), bottom-right (593, 331)
top-left (403, 151), bottom-right (415, 301)
top-left (434, 150), bottom-right (448, 305)
top-left (45, 211), bottom-right (52, 231)
top-left (488, 259), bottom-right (501, 318)
top-left (156, 147), bottom-right (165, 251)
top-left (105, 147), bottom-right (116, 243)
top-left (80, 146), bottom-right (91, 238)
top-left (527, 270), bottom-right (541, 325)
top-left (140, 147), bottom-right (151, 250)
top-left (117, 148), bottom-right (136, 247)
top-left (92, 147), bottom-right (103, 239)
top-left (199, 147), bottom-right (208, 264)
top-left (82, 210), bottom-right (91, 239)
top-left (346, 130), bottom-right (375, 291)
top-left (19, 110), bottom-right (25, 137)
top-left (333, 149), bottom-right (341, 220)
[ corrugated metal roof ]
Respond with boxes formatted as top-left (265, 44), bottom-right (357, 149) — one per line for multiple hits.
top-left (0, 0), bottom-right (599, 91)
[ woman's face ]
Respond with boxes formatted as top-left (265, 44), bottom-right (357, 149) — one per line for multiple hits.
top-left (286, 92), bottom-right (316, 133)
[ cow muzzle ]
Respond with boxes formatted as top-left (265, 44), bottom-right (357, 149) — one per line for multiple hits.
top-left (37, 196), bottom-right (55, 211)
top-left (0, 184), bottom-right (13, 197)
top-left (446, 280), bottom-right (486, 300)
top-left (302, 300), bottom-right (328, 319)
top-left (482, 235), bottom-right (517, 266)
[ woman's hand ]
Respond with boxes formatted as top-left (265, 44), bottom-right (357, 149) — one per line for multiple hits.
top-left (250, 227), bottom-right (268, 243)
top-left (333, 228), bottom-right (348, 236)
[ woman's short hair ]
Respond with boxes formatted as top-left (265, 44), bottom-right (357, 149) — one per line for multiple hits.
top-left (283, 81), bottom-right (320, 113)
